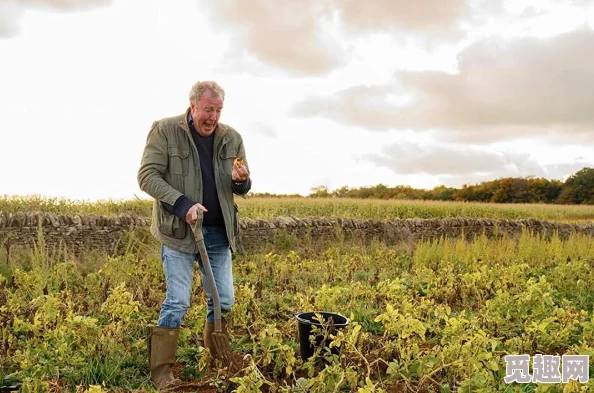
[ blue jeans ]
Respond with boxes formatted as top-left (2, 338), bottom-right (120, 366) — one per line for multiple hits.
top-left (157, 225), bottom-right (234, 327)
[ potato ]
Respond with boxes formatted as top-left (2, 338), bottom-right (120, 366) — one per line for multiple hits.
top-left (234, 157), bottom-right (244, 167)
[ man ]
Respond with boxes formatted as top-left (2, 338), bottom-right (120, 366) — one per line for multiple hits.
top-left (138, 81), bottom-right (251, 389)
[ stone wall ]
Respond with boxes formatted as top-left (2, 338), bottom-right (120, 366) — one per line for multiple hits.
top-left (0, 212), bottom-right (150, 258)
top-left (1, 212), bottom-right (593, 258)
top-left (238, 216), bottom-right (594, 251)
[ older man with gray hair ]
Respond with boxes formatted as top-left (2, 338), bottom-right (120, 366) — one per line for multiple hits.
top-left (138, 80), bottom-right (251, 388)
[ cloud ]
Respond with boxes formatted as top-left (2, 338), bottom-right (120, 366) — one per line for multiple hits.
top-left (0, 0), bottom-right (112, 37)
top-left (291, 28), bottom-right (594, 141)
top-left (207, 0), bottom-right (495, 75)
top-left (249, 122), bottom-right (277, 138)
top-left (518, 6), bottom-right (548, 19)
top-left (568, 0), bottom-right (594, 5)
top-left (0, 3), bottom-right (24, 38)
top-left (290, 84), bottom-right (409, 130)
top-left (328, 0), bottom-right (470, 36)
top-left (16, 0), bottom-right (112, 9)
top-left (360, 140), bottom-right (592, 187)
top-left (363, 141), bottom-right (508, 176)
top-left (209, 0), bottom-right (345, 75)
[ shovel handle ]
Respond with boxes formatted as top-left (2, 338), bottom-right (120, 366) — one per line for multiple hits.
top-left (190, 212), bottom-right (223, 333)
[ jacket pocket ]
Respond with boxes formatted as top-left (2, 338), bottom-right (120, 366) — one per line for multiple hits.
top-left (168, 147), bottom-right (190, 176)
top-left (159, 209), bottom-right (187, 239)
top-left (219, 145), bottom-right (238, 176)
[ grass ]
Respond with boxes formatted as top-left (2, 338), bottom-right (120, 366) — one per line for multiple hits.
top-left (2, 194), bottom-right (594, 223)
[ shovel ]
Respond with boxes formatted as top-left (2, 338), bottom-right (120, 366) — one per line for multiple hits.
top-left (191, 212), bottom-right (232, 364)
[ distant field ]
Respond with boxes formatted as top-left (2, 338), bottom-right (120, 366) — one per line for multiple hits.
top-left (1, 195), bottom-right (594, 222)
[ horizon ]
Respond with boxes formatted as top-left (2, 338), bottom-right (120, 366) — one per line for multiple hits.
top-left (0, 164), bottom-right (590, 203)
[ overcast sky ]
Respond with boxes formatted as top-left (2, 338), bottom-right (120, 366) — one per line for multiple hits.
top-left (1, 0), bottom-right (593, 200)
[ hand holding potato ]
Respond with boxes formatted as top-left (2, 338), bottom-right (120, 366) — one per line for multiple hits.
top-left (232, 157), bottom-right (249, 182)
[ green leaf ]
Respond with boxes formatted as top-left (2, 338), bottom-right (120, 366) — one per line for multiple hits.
top-left (487, 360), bottom-right (499, 371)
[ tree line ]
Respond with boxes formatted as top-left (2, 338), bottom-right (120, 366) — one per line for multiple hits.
top-left (252, 167), bottom-right (594, 205)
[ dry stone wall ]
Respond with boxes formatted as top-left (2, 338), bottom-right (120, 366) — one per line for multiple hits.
top-left (1, 212), bottom-right (593, 257)
top-left (0, 212), bottom-right (150, 257)
top-left (238, 216), bottom-right (594, 250)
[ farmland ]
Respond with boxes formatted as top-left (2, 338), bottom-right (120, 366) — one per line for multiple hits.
top-left (1, 197), bottom-right (594, 392)
top-left (2, 195), bottom-right (594, 222)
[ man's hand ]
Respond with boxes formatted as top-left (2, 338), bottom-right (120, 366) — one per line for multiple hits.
top-left (186, 203), bottom-right (208, 225)
top-left (232, 160), bottom-right (249, 182)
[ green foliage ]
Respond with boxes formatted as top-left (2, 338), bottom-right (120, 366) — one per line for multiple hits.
top-left (558, 167), bottom-right (594, 205)
top-left (304, 167), bottom-right (594, 205)
top-left (2, 224), bottom-right (594, 392)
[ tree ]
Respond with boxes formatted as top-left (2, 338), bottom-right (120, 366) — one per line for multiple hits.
top-left (332, 186), bottom-right (351, 198)
top-left (309, 185), bottom-right (331, 198)
top-left (559, 167), bottom-right (594, 204)
top-left (529, 178), bottom-right (562, 203)
top-left (427, 185), bottom-right (457, 201)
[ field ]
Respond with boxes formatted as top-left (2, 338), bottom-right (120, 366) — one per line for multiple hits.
top-left (2, 195), bottom-right (594, 222)
top-left (1, 197), bottom-right (594, 392)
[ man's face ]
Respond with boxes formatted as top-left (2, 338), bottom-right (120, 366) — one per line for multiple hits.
top-left (190, 90), bottom-right (224, 137)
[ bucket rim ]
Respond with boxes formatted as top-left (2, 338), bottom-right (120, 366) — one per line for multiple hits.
top-left (294, 310), bottom-right (350, 326)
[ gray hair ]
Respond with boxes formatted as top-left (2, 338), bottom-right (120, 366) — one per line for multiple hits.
top-left (189, 81), bottom-right (225, 102)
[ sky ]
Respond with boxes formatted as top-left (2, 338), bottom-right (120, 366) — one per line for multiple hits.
top-left (1, 0), bottom-right (593, 201)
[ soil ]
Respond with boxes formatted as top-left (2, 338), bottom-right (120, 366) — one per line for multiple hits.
top-left (163, 353), bottom-right (250, 393)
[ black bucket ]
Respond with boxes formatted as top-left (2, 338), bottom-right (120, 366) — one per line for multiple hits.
top-left (294, 311), bottom-right (350, 361)
top-left (0, 384), bottom-right (20, 392)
